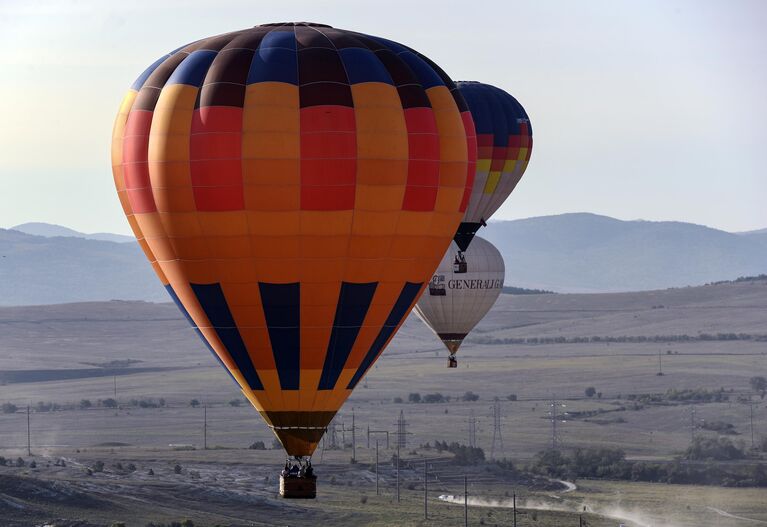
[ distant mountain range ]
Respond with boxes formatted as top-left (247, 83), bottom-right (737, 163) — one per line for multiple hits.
top-left (1, 213), bottom-right (765, 305)
top-left (11, 222), bottom-right (135, 243)
top-left (482, 213), bottom-right (767, 293)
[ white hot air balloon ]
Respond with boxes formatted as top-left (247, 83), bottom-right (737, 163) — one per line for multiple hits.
top-left (414, 236), bottom-right (505, 368)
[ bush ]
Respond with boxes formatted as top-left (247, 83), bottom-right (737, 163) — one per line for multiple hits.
top-left (360, 495), bottom-right (368, 504)
top-left (80, 399), bottom-right (93, 409)
top-left (461, 391), bottom-right (479, 402)
top-left (29, 460), bottom-right (37, 469)
top-left (408, 393), bottom-right (421, 403)
top-left (101, 398), bottom-right (118, 408)
top-left (393, 397), bottom-right (403, 404)
top-left (2, 403), bottom-right (18, 414)
top-left (174, 464), bottom-right (182, 474)
top-left (189, 399), bottom-right (200, 408)
top-left (249, 441), bottom-right (266, 450)
top-left (16, 457), bottom-right (25, 467)
top-left (507, 394), bottom-right (517, 401)
top-left (229, 399), bottom-right (242, 407)
top-left (685, 437), bottom-right (744, 461)
top-left (585, 387), bottom-right (597, 398)
top-left (423, 393), bottom-right (447, 404)
top-left (92, 461), bottom-right (104, 472)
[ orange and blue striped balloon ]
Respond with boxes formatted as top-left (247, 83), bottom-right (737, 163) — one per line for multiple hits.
top-left (111, 23), bottom-right (476, 456)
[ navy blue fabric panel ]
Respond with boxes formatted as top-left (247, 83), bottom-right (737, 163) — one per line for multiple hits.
top-left (130, 54), bottom-right (170, 91)
top-left (248, 30), bottom-right (298, 85)
top-left (339, 48), bottom-right (394, 85)
top-left (164, 285), bottom-right (238, 385)
top-left (347, 282), bottom-right (423, 389)
top-left (319, 282), bottom-right (378, 390)
top-left (461, 85), bottom-right (494, 134)
top-left (167, 50), bottom-right (218, 87)
top-left (487, 87), bottom-right (510, 147)
top-left (396, 52), bottom-right (444, 89)
top-left (259, 282), bottom-right (301, 390)
top-left (190, 283), bottom-right (263, 390)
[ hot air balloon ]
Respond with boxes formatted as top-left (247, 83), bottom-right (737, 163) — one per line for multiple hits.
top-left (452, 81), bottom-right (532, 255)
top-left (111, 22), bottom-right (475, 498)
top-left (414, 236), bottom-right (504, 368)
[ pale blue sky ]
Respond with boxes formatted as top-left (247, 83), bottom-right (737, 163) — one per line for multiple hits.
top-left (1, 0), bottom-right (765, 234)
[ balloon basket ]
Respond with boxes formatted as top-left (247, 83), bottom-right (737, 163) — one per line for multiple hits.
top-left (448, 356), bottom-right (458, 368)
top-left (280, 474), bottom-right (317, 499)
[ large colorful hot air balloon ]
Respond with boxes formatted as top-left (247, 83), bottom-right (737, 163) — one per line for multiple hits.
top-left (414, 236), bottom-right (504, 367)
top-left (111, 22), bottom-right (475, 497)
top-left (453, 81), bottom-right (532, 253)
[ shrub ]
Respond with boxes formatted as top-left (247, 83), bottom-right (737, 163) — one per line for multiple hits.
top-left (462, 391), bottom-right (480, 402)
top-left (229, 399), bottom-right (242, 407)
top-left (585, 387), bottom-right (597, 398)
top-left (80, 399), bottom-right (93, 409)
top-left (92, 461), bottom-right (104, 472)
top-left (2, 403), bottom-right (18, 414)
top-left (174, 464), bottom-right (183, 474)
top-left (249, 441), bottom-right (266, 450)
top-left (393, 397), bottom-right (403, 404)
top-left (16, 457), bottom-right (25, 467)
top-left (507, 394), bottom-right (517, 401)
top-left (408, 393), bottom-right (421, 403)
top-left (189, 399), bottom-right (200, 408)
top-left (101, 398), bottom-right (118, 408)
top-left (685, 437), bottom-right (744, 461)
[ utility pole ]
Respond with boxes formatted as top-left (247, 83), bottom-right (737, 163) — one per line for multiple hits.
top-left (513, 491), bottom-right (517, 527)
top-left (549, 396), bottom-right (567, 450)
top-left (27, 405), bottom-right (31, 456)
top-left (396, 438), bottom-right (400, 503)
top-left (352, 409), bottom-right (356, 463)
top-left (657, 350), bottom-right (663, 376)
top-left (464, 475), bottom-right (468, 527)
top-left (750, 403), bottom-right (755, 449)
top-left (396, 410), bottom-right (408, 450)
top-left (424, 458), bottom-right (428, 519)
top-left (113, 375), bottom-right (117, 400)
top-left (690, 406), bottom-right (697, 442)
top-left (375, 439), bottom-right (379, 496)
top-left (203, 404), bottom-right (208, 450)
top-left (490, 399), bottom-right (504, 459)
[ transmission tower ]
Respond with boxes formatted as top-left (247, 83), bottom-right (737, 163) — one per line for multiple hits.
top-left (490, 400), bottom-right (504, 458)
top-left (548, 396), bottom-right (567, 450)
top-left (327, 417), bottom-right (339, 450)
top-left (396, 410), bottom-right (409, 450)
top-left (467, 410), bottom-right (477, 448)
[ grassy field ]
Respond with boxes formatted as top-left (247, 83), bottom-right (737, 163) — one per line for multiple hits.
top-left (0, 279), bottom-right (766, 525)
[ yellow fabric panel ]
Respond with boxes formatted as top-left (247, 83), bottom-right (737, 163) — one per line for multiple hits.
top-left (356, 159), bottom-right (408, 185)
top-left (300, 211), bottom-right (353, 235)
top-left (299, 369), bottom-right (322, 408)
top-left (483, 171), bottom-right (502, 194)
top-left (158, 212), bottom-right (204, 239)
top-left (243, 83), bottom-right (300, 125)
top-left (352, 209), bottom-right (397, 236)
top-left (110, 90), bottom-right (136, 168)
top-left (197, 211), bottom-right (251, 236)
top-left (502, 159), bottom-right (518, 173)
top-left (243, 184), bottom-right (300, 211)
top-left (354, 185), bottom-right (405, 213)
top-left (476, 158), bottom-right (492, 172)
top-left (426, 86), bottom-right (468, 163)
top-left (257, 370), bottom-right (285, 409)
top-left (242, 131), bottom-right (300, 159)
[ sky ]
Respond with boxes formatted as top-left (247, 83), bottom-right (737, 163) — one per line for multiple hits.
top-left (0, 0), bottom-right (765, 235)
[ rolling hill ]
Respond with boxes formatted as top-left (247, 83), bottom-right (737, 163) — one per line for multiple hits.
top-left (0, 213), bottom-right (765, 305)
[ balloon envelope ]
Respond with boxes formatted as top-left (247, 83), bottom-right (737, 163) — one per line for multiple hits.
top-left (111, 22), bottom-right (475, 456)
top-left (414, 236), bottom-right (504, 357)
top-left (453, 81), bottom-right (532, 251)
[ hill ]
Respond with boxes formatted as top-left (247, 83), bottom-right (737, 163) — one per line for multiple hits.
top-left (11, 222), bottom-right (134, 243)
top-left (1, 214), bottom-right (766, 304)
top-left (0, 228), bottom-right (166, 305)
top-left (483, 213), bottom-right (767, 292)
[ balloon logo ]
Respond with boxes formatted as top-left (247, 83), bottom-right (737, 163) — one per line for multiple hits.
top-left (414, 236), bottom-right (505, 367)
top-left (111, 22), bottom-right (476, 492)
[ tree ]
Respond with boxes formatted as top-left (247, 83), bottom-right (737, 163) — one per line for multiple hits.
top-left (507, 394), bottom-right (517, 401)
top-left (189, 399), bottom-right (200, 408)
top-left (462, 391), bottom-right (480, 402)
top-left (101, 398), bottom-right (118, 409)
top-left (749, 376), bottom-right (767, 398)
top-left (408, 393), bottom-right (421, 403)
top-left (393, 397), bottom-right (403, 404)
top-left (1, 403), bottom-right (18, 414)
top-left (249, 441), bottom-right (266, 450)
top-left (80, 399), bottom-right (93, 409)
top-left (229, 399), bottom-right (242, 407)
top-left (585, 387), bottom-right (597, 398)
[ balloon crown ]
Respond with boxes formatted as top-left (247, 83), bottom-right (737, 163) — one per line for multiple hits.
top-left (258, 22), bottom-right (332, 28)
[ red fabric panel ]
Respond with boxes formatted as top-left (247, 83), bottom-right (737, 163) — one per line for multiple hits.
top-left (460, 110), bottom-right (477, 212)
top-left (190, 106), bottom-right (244, 211)
top-left (122, 110), bottom-right (156, 213)
top-left (300, 106), bottom-right (357, 210)
top-left (402, 107), bottom-right (439, 211)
